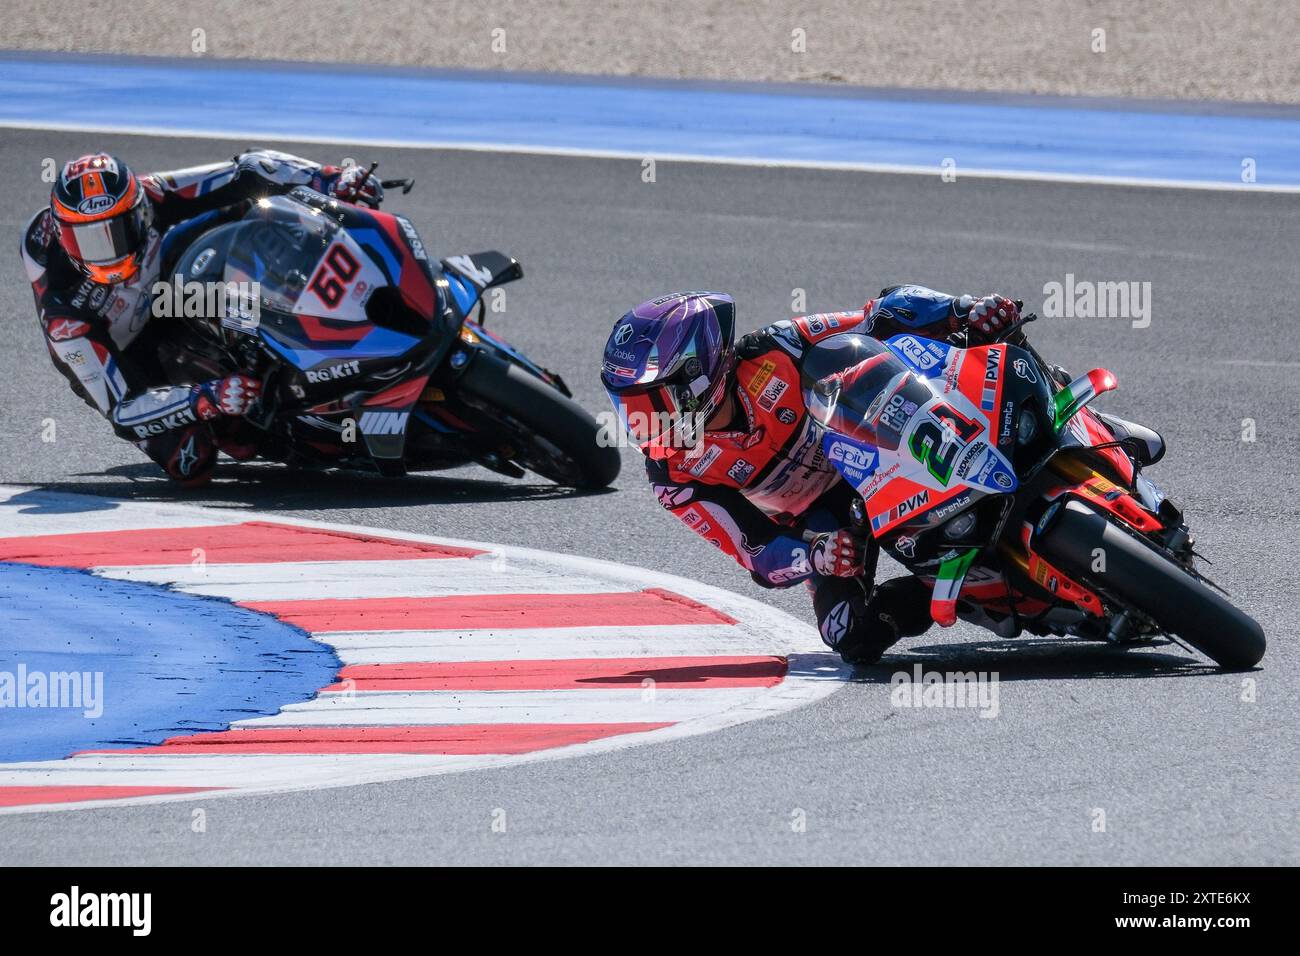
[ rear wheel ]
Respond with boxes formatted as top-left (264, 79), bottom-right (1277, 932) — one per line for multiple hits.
top-left (457, 350), bottom-right (621, 489)
top-left (1037, 500), bottom-right (1265, 670)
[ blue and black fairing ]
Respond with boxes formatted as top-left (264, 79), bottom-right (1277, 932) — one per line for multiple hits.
top-left (173, 194), bottom-right (449, 393)
top-left (440, 251), bottom-right (567, 391)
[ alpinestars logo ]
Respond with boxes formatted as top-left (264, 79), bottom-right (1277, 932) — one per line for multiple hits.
top-left (820, 600), bottom-right (853, 648)
top-left (176, 435), bottom-right (199, 477)
top-left (358, 411), bottom-right (409, 435)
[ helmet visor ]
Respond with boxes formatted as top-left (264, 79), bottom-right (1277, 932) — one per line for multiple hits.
top-left (58, 198), bottom-right (148, 266)
top-left (608, 366), bottom-right (719, 457)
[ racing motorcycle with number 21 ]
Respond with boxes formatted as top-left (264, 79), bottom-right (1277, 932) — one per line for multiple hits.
top-left (803, 312), bottom-right (1266, 670)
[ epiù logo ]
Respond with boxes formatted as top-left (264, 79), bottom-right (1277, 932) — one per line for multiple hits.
top-left (49, 886), bottom-right (152, 936)
top-left (614, 323), bottom-right (634, 346)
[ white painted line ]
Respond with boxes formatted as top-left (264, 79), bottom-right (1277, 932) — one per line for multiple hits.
top-left (99, 557), bottom-right (623, 600)
top-left (0, 490), bottom-right (239, 537)
top-left (0, 753), bottom-right (467, 789)
top-left (3, 119), bottom-right (1295, 193)
top-left (326, 624), bottom-right (788, 664)
top-left (237, 688), bottom-right (773, 727)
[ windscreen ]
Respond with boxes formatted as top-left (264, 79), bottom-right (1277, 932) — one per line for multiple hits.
top-left (804, 333), bottom-right (934, 451)
top-left (223, 197), bottom-right (338, 314)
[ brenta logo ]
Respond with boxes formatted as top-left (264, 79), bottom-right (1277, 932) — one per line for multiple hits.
top-left (50, 886), bottom-right (151, 936)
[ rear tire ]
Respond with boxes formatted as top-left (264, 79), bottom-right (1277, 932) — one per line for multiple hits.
top-left (1037, 500), bottom-right (1265, 670)
top-left (457, 350), bottom-right (621, 489)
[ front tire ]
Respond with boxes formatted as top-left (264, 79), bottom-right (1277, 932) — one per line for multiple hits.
top-left (1037, 500), bottom-right (1265, 670)
top-left (457, 350), bottom-right (621, 489)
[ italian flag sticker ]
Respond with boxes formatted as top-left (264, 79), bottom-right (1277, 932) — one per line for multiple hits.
top-left (931, 548), bottom-right (979, 627)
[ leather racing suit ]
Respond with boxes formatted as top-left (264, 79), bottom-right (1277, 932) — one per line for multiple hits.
top-left (19, 149), bottom-right (364, 485)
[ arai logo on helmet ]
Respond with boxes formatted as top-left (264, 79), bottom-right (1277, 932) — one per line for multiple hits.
top-left (77, 194), bottom-right (116, 216)
top-left (614, 323), bottom-right (634, 346)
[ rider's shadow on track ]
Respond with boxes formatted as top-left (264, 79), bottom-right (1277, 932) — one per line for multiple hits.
top-left (850, 638), bottom-right (1224, 681)
top-left (31, 460), bottom-right (615, 511)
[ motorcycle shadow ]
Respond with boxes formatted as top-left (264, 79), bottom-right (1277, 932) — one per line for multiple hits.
top-left (40, 460), bottom-right (614, 510)
top-left (853, 636), bottom-right (1222, 682)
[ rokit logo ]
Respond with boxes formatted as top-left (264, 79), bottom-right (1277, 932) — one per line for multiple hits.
top-left (396, 217), bottom-right (428, 260)
top-left (132, 407), bottom-right (196, 438)
top-left (306, 359), bottom-right (361, 384)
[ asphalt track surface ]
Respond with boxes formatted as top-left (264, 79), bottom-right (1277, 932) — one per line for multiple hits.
top-left (0, 128), bottom-right (1296, 865)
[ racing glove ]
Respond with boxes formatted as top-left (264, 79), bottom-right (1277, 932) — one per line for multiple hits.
top-left (190, 374), bottom-right (263, 421)
top-left (810, 529), bottom-right (868, 578)
top-left (328, 163), bottom-right (384, 208)
top-left (953, 294), bottom-right (1019, 343)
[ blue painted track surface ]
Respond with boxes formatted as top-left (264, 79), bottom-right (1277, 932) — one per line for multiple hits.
top-left (0, 563), bottom-right (338, 762)
top-left (1, 54), bottom-right (1298, 188)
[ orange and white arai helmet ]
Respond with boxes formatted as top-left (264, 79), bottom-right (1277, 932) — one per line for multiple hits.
top-left (50, 154), bottom-right (153, 283)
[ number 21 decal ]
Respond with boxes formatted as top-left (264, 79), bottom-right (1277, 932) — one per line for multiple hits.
top-left (909, 401), bottom-right (981, 484)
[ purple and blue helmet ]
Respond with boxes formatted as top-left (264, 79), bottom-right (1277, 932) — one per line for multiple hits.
top-left (601, 292), bottom-right (736, 459)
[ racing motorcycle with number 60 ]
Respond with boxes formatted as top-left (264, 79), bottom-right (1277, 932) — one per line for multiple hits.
top-left (158, 184), bottom-right (620, 487)
top-left (803, 314), bottom-right (1266, 670)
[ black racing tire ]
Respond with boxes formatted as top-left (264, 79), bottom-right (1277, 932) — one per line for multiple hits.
top-left (457, 350), bottom-right (621, 489)
top-left (1036, 499), bottom-right (1265, 670)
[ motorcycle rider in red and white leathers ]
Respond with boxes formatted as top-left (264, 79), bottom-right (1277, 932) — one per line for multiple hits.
top-left (602, 288), bottom-right (1041, 665)
top-left (19, 150), bottom-right (383, 485)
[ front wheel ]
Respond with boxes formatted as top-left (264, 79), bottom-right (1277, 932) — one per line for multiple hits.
top-left (1037, 500), bottom-right (1265, 670)
top-left (456, 350), bottom-right (621, 489)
